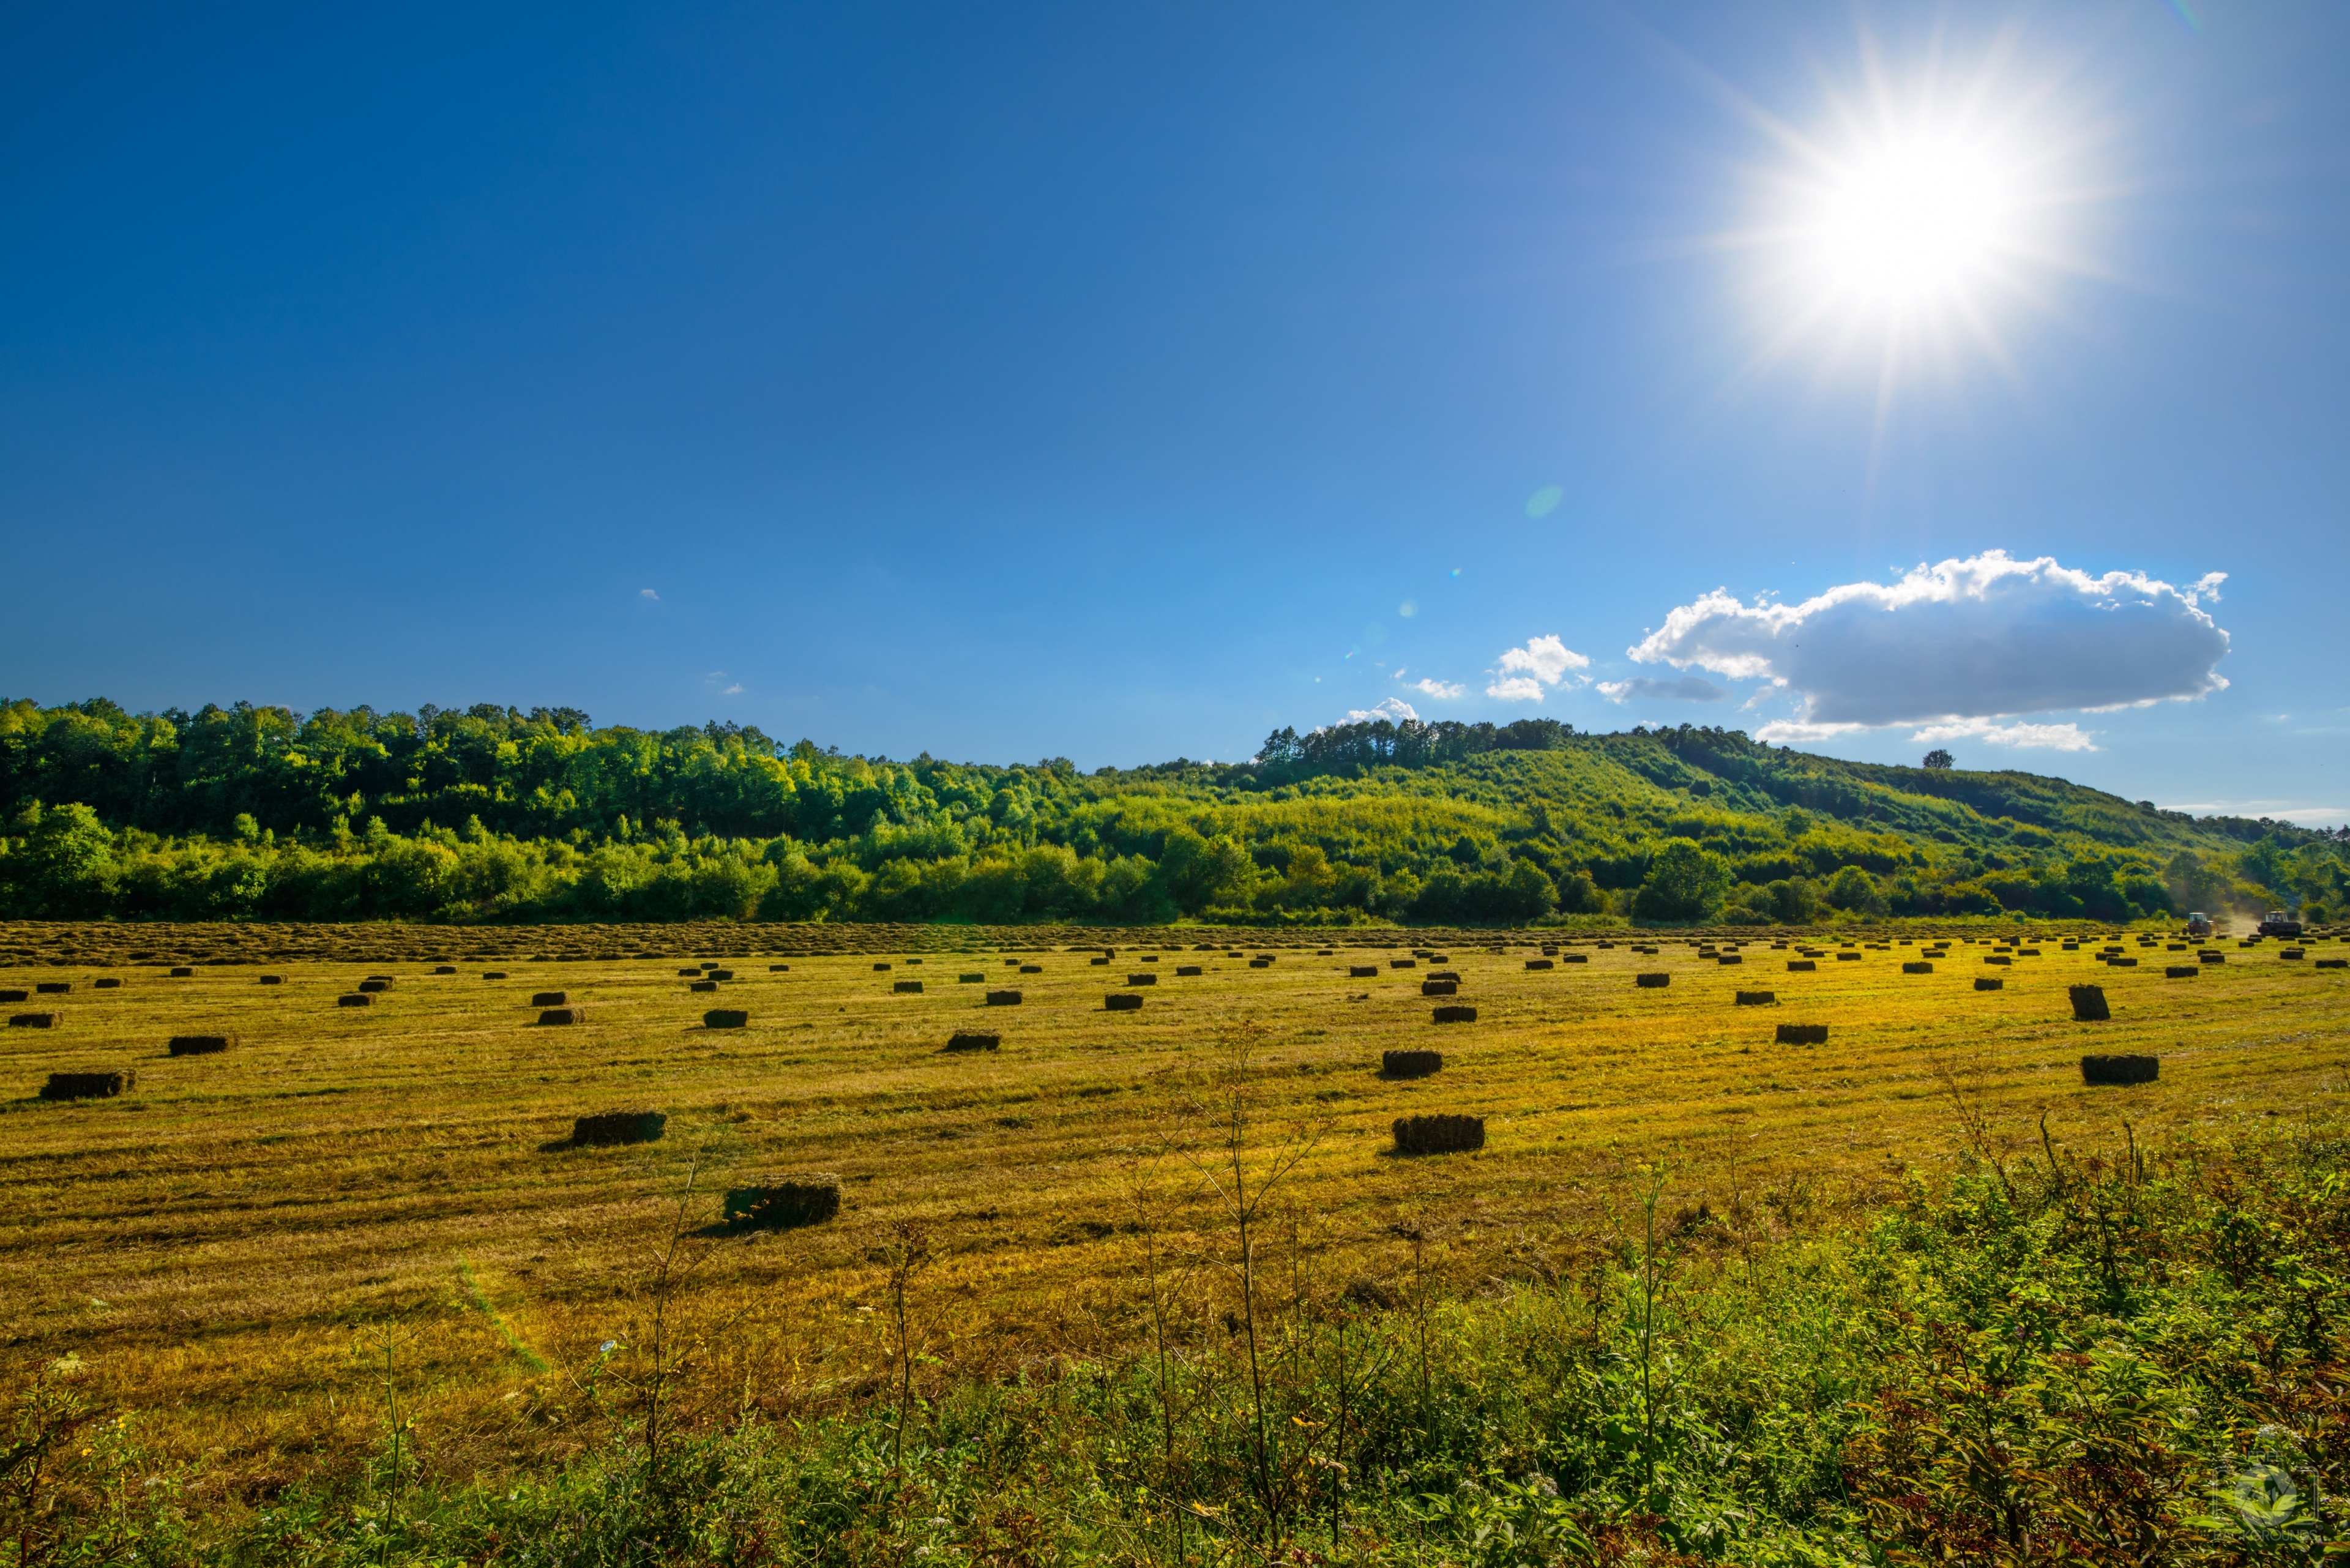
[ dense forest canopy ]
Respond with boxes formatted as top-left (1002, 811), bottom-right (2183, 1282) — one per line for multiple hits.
top-left (2, 696), bottom-right (2341, 927)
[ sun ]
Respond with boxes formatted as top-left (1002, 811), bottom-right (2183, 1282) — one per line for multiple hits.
top-left (1810, 138), bottom-right (2018, 310)
top-left (1736, 37), bottom-right (2095, 386)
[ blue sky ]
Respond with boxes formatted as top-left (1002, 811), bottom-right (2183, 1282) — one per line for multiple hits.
top-left (3, 2), bottom-right (2344, 823)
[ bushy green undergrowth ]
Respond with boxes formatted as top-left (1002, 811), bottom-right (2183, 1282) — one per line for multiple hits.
top-left (10, 1118), bottom-right (2344, 1565)
top-left (4, 697), bottom-right (2340, 926)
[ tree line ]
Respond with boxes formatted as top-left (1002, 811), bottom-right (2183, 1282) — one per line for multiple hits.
top-left (1, 695), bottom-right (2340, 925)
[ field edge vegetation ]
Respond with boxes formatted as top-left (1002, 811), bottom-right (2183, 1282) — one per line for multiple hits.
top-left (4, 699), bottom-right (2343, 929)
top-left (7, 1103), bottom-right (2344, 1566)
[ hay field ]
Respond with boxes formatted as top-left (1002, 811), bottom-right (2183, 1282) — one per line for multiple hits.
top-left (2, 922), bottom-right (2344, 1498)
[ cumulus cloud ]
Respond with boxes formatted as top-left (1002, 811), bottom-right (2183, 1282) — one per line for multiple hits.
top-left (1404, 676), bottom-right (1466, 700)
top-left (640, 588), bottom-right (660, 600)
top-left (1346, 696), bottom-right (1419, 724)
top-left (1909, 717), bottom-right (2096, 751)
top-left (1597, 674), bottom-right (1726, 704)
top-left (1486, 635), bottom-right (1589, 702)
top-left (1630, 551), bottom-right (2229, 730)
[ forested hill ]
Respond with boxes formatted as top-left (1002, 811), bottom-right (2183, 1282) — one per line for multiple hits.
top-left (1, 697), bottom-right (2341, 927)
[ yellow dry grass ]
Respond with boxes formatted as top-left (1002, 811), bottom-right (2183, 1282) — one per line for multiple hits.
top-left (2, 925), bottom-right (2343, 1500)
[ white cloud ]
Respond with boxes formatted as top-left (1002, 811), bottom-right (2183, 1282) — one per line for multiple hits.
top-left (1597, 674), bottom-right (1726, 704)
top-left (1631, 551), bottom-right (2228, 730)
top-left (1753, 714), bottom-right (2096, 751)
top-left (1909, 717), bottom-right (2098, 752)
top-left (2188, 572), bottom-right (2226, 605)
top-left (1485, 635), bottom-right (1589, 702)
top-left (1346, 696), bottom-right (1419, 724)
top-left (2164, 799), bottom-right (2345, 826)
top-left (1747, 719), bottom-right (1868, 745)
top-left (722, 683), bottom-right (744, 696)
top-left (640, 588), bottom-right (659, 600)
top-left (1405, 677), bottom-right (1466, 700)
top-left (1498, 634), bottom-right (1588, 684)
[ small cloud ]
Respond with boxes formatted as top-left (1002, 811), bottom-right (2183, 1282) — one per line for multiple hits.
top-left (1750, 720), bottom-right (1870, 745)
top-left (1498, 634), bottom-right (1588, 684)
top-left (1909, 717), bottom-right (2097, 752)
top-left (2162, 799), bottom-right (2345, 826)
top-left (2188, 572), bottom-right (2226, 605)
top-left (1406, 677), bottom-right (1466, 700)
top-left (640, 588), bottom-right (660, 600)
top-left (1346, 696), bottom-right (1420, 724)
top-left (1595, 675), bottom-right (1727, 704)
top-left (1485, 635), bottom-right (1588, 702)
top-left (1755, 715), bottom-right (2097, 752)
top-left (1525, 485), bottom-right (1564, 519)
top-left (722, 683), bottom-right (744, 696)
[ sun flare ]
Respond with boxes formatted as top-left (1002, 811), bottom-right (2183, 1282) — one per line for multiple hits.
top-left (1739, 42), bottom-right (2094, 387)
top-left (1811, 138), bottom-right (2018, 308)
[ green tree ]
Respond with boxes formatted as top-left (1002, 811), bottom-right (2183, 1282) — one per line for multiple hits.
top-left (1158, 826), bottom-right (1254, 913)
top-left (1633, 838), bottom-right (1731, 924)
top-left (9, 802), bottom-right (118, 917)
top-left (1824, 865), bottom-right (1883, 914)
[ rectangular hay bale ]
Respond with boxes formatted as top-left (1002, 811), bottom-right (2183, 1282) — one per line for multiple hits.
top-left (167, 1034), bottom-right (234, 1055)
top-left (571, 1109), bottom-right (665, 1146)
top-left (1392, 1113), bottom-right (1485, 1156)
top-left (723, 1175), bottom-right (841, 1231)
top-left (41, 1070), bottom-right (131, 1099)
top-left (1382, 1049), bottom-right (1442, 1078)
top-left (2081, 1053), bottom-right (2157, 1086)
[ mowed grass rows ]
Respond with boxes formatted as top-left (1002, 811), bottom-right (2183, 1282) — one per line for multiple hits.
top-left (2, 924), bottom-right (2344, 1494)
